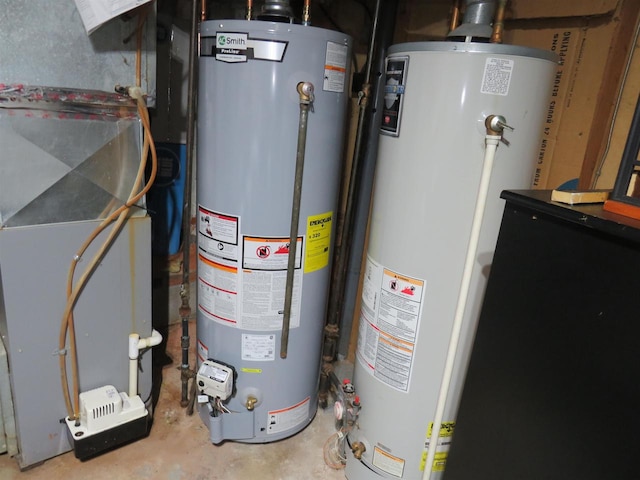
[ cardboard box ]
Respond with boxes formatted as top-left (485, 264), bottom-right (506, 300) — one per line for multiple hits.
top-left (505, 16), bottom-right (619, 189)
top-left (396, 0), bottom-right (627, 190)
top-left (507, 0), bottom-right (617, 19)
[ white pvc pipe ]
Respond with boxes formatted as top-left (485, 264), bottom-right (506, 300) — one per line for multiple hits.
top-left (138, 329), bottom-right (163, 350)
top-left (422, 134), bottom-right (501, 479)
top-left (129, 329), bottom-right (163, 397)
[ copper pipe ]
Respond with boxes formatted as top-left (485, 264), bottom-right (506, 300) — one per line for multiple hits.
top-left (491, 0), bottom-right (507, 43)
top-left (201, 0), bottom-right (207, 21)
top-left (247, 0), bottom-right (253, 20)
top-left (135, 5), bottom-right (151, 87)
top-left (449, 0), bottom-right (461, 33)
top-left (302, 0), bottom-right (311, 25)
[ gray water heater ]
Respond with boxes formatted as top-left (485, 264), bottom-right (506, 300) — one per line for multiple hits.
top-left (196, 19), bottom-right (352, 443)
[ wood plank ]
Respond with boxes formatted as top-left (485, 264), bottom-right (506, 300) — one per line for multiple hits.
top-left (603, 198), bottom-right (640, 219)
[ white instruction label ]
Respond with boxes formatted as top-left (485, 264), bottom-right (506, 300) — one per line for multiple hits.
top-left (241, 334), bottom-right (276, 361)
top-left (481, 57), bottom-right (513, 96)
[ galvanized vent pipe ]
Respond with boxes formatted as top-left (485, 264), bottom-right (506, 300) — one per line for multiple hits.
top-left (447, 0), bottom-right (497, 40)
top-left (258, 0), bottom-right (295, 22)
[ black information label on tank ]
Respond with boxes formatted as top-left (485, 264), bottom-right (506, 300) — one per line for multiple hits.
top-left (381, 56), bottom-right (409, 137)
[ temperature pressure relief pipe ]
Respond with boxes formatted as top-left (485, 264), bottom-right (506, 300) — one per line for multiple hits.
top-left (421, 115), bottom-right (511, 479)
top-left (129, 329), bottom-right (163, 397)
top-left (281, 81), bottom-right (315, 359)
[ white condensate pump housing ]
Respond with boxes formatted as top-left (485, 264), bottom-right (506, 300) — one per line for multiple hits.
top-left (196, 18), bottom-right (352, 443)
top-left (345, 42), bottom-right (557, 479)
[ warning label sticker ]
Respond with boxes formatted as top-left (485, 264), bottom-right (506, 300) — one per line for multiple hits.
top-left (373, 446), bottom-right (405, 478)
top-left (198, 206), bottom-right (239, 262)
top-left (356, 255), bottom-right (425, 392)
top-left (267, 397), bottom-right (310, 435)
top-left (198, 206), bottom-right (241, 327)
top-left (242, 236), bottom-right (302, 271)
top-left (198, 255), bottom-right (238, 326)
top-left (240, 236), bottom-right (303, 331)
top-left (323, 42), bottom-right (348, 93)
top-left (197, 206), bottom-right (305, 332)
top-left (197, 340), bottom-right (209, 363)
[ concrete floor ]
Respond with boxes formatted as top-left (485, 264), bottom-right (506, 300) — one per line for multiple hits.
top-left (0, 250), bottom-right (352, 479)
top-left (0, 319), bottom-right (351, 479)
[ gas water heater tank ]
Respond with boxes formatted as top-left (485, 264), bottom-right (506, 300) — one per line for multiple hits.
top-left (196, 19), bottom-right (352, 443)
top-left (346, 42), bottom-right (557, 479)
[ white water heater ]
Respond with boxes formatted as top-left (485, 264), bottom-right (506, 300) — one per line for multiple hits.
top-left (345, 42), bottom-right (557, 479)
top-left (196, 19), bottom-right (352, 443)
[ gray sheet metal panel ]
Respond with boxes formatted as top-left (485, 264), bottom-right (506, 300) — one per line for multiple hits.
top-left (0, 216), bottom-right (152, 468)
top-left (0, 0), bottom-right (156, 102)
top-left (0, 336), bottom-right (18, 456)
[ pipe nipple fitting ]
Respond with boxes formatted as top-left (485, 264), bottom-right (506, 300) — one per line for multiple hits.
top-left (351, 441), bottom-right (366, 460)
top-left (297, 81), bottom-right (315, 104)
top-left (485, 114), bottom-right (513, 136)
top-left (246, 395), bottom-right (258, 411)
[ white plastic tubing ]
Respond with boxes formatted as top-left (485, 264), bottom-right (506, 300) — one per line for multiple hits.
top-left (129, 330), bottom-right (163, 397)
top-left (422, 133), bottom-right (502, 479)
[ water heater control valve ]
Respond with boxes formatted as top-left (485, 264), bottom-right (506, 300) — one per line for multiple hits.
top-left (336, 378), bottom-right (361, 427)
top-left (197, 360), bottom-right (234, 401)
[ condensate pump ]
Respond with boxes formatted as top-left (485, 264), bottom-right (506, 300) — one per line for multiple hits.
top-left (65, 385), bottom-right (148, 460)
